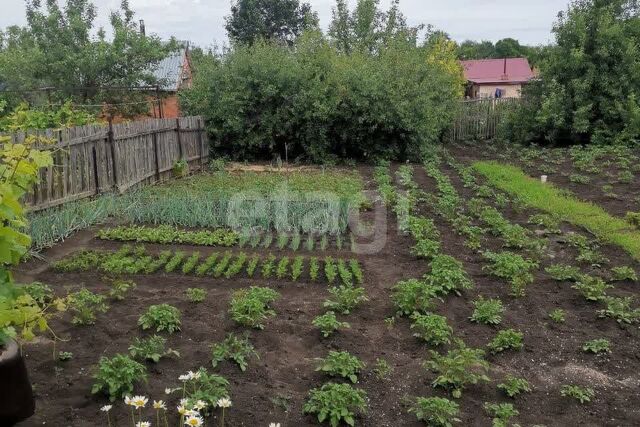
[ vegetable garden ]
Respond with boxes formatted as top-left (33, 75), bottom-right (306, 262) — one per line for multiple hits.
top-left (10, 147), bottom-right (640, 426)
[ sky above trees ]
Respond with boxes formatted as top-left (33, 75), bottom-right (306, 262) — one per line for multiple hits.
top-left (0, 0), bottom-right (571, 47)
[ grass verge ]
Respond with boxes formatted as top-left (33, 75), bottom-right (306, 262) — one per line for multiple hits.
top-left (473, 161), bottom-right (640, 261)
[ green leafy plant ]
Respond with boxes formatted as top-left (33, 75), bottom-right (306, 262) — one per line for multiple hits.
top-left (483, 251), bottom-right (538, 297)
top-left (560, 385), bottom-right (594, 404)
top-left (310, 257), bottom-right (320, 281)
top-left (91, 354), bottom-right (147, 401)
top-left (276, 233), bottom-right (289, 249)
top-left (470, 296), bottom-right (504, 325)
top-left (484, 402), bottom-right (519, 427)
top-left (410, 313), bottom-right (453, 346)
top-left (549, 309), bottom-right (566, 323)
top-left (128, 335), bottom-right (179, 363)
top-left (487, 329), bottom-right (524, 354)
top-left (108, 279), bottom-right (136, 301)
top-left (291, 256), bottom-right (305, 281)
top-left (290, 232), bottom-right (301, 251)
top-left (261, 255), bottom-right (277, 278)
top-left (323, 285), bottom-right (368, 315)
top-left (213, 251), bottom-right (233, 278)
top-left (316, 350), bottom-right (365, 383)
top-left (424, 255), bottom-right (474, 296)
top-left (497, 375), bottom-right (532, 398)
top-left (20, 282), bottom-right (54, 306)
top-left (196, 253), bottom-right (219, 276)
top-left (181, 252), bottom-right (201, 274)
top-left (337, 259), bottom-right (354, 286)
top-left (246, 255), bottom-right (260, 277)
top-left (229, 286), bottom-right (280, 329)
top-left (409, 396), bottom-right (461, 427)
top-left (373, 358), bottom-right (392, 380)
top-left (424, 341), bottom-right (490, 398)
top-left (68, 288), bottom-right (109, 325)
top-left (185, 368), bottom-right (230, 414)
top-left (211, 333), bottom-right (258, 372)
top-left (324, 257), bottom-right (338, 284)
top-left (164, 250), bottom-right (186, 273)
top-left (598, 296), bottom-right (640, 324)
top-left (313, 311), bottom-right (350, 338)
top-left (138, 304), bottom-right (181, 333)
top-left (391, 279), bottom-right (440, 316)
top-left (303, 382), bottom-right (367, 427)
top-left (528, 213), bottom-right (561, 234)
top-left (186, 288), bottom-right (207, 303)
top-left (224, 252), bottom-right (247, 279)
top-left (58, 351), bottom-right (73, 361)
top-left (572, 275), bottom-right (612, 302)
top-left (545, 264), bottom-right (581, 282)
top-left (582, 338), bottom-right (611, 354)
top-left (610, 266), bottom-right (638, 282)
top-left (569, 174), bottom-right (591, 184)
top-left (276, 256), bottom-right (290, 279)
top-left (349, 260), bottom-right (364, 285)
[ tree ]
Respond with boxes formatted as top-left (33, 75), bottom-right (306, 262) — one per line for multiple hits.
top-left (328, 0), bottom-right (352, 53)
top-left (225, 0), bottom-right (315, 46)
top-left (0, 0), bottom-right (176, 116)
top-left (500, 0), bottom-right (640, 145)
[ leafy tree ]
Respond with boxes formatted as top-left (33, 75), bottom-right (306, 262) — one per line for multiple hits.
top-left (225, 0), bottom-right (316, 46)
top-left (457, 40), bottom-right (496, 60)
top-left (0, 0), bottom-right (176, 117)
top-left (500, 0), bottom-right (640, 145)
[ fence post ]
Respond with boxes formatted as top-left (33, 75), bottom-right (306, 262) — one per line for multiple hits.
top-left (198, 117), bottom-right (206, 170)
top-left (176, 118), bottom-right (184, 160)
top-left (108, 117), bottom-right (119, 191)
top-left (92, 146), bottom-right (100, 195)
top-left (152, 129), bottom-right (161, 182)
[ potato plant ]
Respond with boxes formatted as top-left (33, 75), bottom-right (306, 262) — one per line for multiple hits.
top-left (68, 288), bottom-right (109, 325)
top-left (316, 351), bottom-right (365, 383)
top-left (497, 375), bottom-right (532, 398)
top-left (323, 285), bottom-right (368, 315)
top-left (229, 286), bottom-right (280, 329)
top-left (410, 313), bottom-right (453, 346)
top-left (128, 335), bottom-right (179, 362)
top-left (303, 382), bottom-right (367, 427)
top-left (487, 329), bottom-right (524, 354)
top-left (211, 333), bottom-right (258, 372)
top-left (138, 304), bottom-right (181, 333)
top-left (91, 354), bottom-right (147, 401)
top-left (470, 296), bottom-right (504, 325)
top-left (424, 341), bottom-right (490, 398)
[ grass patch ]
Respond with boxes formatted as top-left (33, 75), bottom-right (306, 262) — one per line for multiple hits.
top-left (473, 161), bottom-right (640, 260)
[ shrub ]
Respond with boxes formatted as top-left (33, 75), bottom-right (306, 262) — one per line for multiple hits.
top-left (229, 286), bottom-right (280, 329)
top-left (68, 288), bottom-right (109, 325)
top-left (91, 354), bottom-right (147, 401)
top-left (303, 382), bottom-right (367, 427)
top-left (582, 338), bottom-right (611, 354)
top-left (128, 335), bottom-right (179, 363)
top-left (497, 375), bottom-right (532, 398)
top-left (391, 279), bottom-right (440, 316)
top-left (323, 285), bottom-right (368, 315)
top-left (211, 333), bottom-right (258, 372)
top-left (560, 385), bottom-right (594, 404)
top-left (410, 313), bottom-right (453, 346)
top-left (182, 33), bottom-right (461, 163)
top-left (487, 329), bottom-right (524, 354)
top-left (138, 304), bottom-right (181, 333)
top-left (409, 397), bottom-right (461, 427)
top-left (315, 351), bottom-right (365, 383)
top-left (470, 296), bottom-right (504, 325)
top-left (186, 288), bottom-right (207, 303)
top-left (424, 341), bottom-right (490, 398)
top-left (312, 311), bottom-right (350, 338)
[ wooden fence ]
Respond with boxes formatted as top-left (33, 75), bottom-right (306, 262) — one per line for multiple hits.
top-left (2, 116), bottom-right (209, 212)
top-left (448, 98), bottom-right (521, 142)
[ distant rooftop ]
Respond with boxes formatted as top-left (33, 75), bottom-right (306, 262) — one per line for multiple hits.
top-left (150, 47), bottom-right (189, 91)
top-left (461, 58), bottom-right (535, 84)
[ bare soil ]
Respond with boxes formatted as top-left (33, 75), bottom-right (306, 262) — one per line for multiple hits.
top-left (12, 164), bottom-right (640, 427)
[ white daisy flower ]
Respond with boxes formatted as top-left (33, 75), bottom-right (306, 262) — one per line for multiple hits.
top-left (153, 400), bottom-right (166, 410)
top-left (100, 405), bottom-right (112, 412)
top-left (184, 415), bottom-right (203, 427)
top-left (193, 400), bottom-right (207, 410)
top-left (131, 395), bottom-right (148, 409)
top-left (217, 397), bottom-right (232, 408)
top-left (136, 422), bottom-right (151, 427)
top-left (269, 423), bottom-right (281, 427)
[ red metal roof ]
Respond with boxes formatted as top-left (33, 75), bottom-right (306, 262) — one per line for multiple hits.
top-left (461, 58), bottom-right (535, 84)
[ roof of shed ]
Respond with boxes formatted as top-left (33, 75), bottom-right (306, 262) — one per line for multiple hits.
top-left (150, 48), bottom-right (188, 91)
top-left (461, 58), bottom-right (535, 84)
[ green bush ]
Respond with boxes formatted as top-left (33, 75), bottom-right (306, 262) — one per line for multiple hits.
top-left (303, 382), bottom-right (367, 427)
top-left (138, 304), bottom-right (181, 333)
top-left (409, 396), bottom-right (460, 426)
top-left (91, 354), bottom-right (147, 401)
top-left (315, 350), bottom-right (365, 383)
top-left (181, 32), bottom-right (460, 163)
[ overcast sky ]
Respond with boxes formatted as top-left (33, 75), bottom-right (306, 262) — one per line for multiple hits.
top-left (0, 0), bottom-right (571, 48)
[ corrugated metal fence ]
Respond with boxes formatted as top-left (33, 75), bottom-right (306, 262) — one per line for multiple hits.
top-left (448, 98), bottom-right (522, 142)
top-left (2, 116), bottom-right (209, 212)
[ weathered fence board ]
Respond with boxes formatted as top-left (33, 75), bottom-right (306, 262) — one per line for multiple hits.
top-left (448, 98), bottom-right (521, 142)
top-left (1, 116), bottom-right (209, 212)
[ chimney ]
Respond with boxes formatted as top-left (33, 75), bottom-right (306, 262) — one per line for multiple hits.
top-left (139, 19), bottom-right (146, 36)
top-left (501, 58), bottom-right (508, 80)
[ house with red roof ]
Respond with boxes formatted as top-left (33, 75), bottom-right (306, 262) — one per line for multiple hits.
top-left (460, 58), bottom-right (535, 99)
